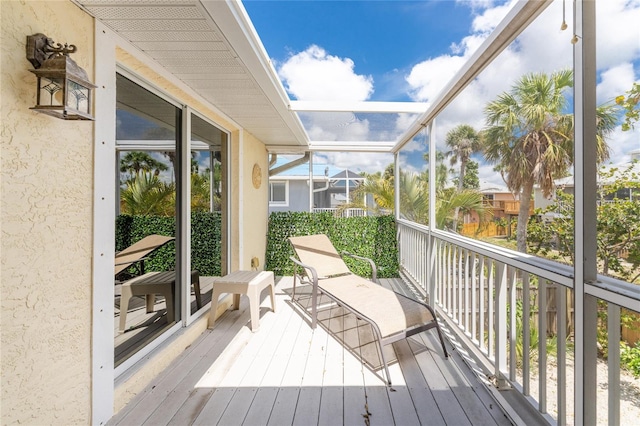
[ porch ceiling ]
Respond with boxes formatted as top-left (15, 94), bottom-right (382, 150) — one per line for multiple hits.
top-left (75, 0), bottom-right (310, 149)
top-left (75, 0), bottom-right (429, 153)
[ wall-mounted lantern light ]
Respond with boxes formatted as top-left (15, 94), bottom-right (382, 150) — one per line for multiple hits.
top-left (26, 33), bottom-right (96, 120)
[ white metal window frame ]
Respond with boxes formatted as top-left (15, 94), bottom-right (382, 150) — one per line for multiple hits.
top-left (269, 180), bottom-right (289, 206)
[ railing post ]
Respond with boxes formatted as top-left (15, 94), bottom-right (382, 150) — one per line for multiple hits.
top-left (522, 272), bottom-right (531, 396)
top-left (479, 256), bottom-right (486, 352)
top-left (508, 267), bottom-right (516, 381)
top-left (471, 252), bottom-right (477, 343)
top-left (539, 279), bottom-right (547, 413)
top-left (495, 262), bottom-right (508, 388)
top-left (557, 285), bottom-right (567, 426)
top-left (428, 230), bottom-right (436, 306)
top-left (607, 303), bottom-right (620, 426)
top-left (488, 259), bottom-right (495, 358)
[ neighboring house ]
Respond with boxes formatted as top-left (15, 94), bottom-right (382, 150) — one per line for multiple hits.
top-left (479, 180), bottom-right (522, 222)
top-left (462, 180), bottom-right (524, 237)
top-left (268, 160), bottom-right (364, 214)
top-left (535, 150), bottom-right (640, 218)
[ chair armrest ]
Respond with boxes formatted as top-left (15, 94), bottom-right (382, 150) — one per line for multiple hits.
top-left (114, 256), bottom-right (150, 267)
top-left (289, 256), bottom-right (319, 287)
top-left (342, 251), bottom-right (377, 282)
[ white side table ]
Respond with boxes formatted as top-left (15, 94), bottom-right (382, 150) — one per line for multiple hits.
top-left (208, 270), bottom-right (276, 332)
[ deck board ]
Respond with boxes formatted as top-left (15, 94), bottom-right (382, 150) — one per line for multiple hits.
top-left (108, 276), bottom-right (511, 426)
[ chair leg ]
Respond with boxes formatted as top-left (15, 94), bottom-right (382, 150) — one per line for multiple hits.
top-left (119, 284), bottom-right (133, 332)
top-left (378, 340), bottom-right (392, 386)
top-left (208, 289), bottom-right (222, 329)
top-left (162, 288), bottom-right (174, 324)
top-left (268, 280), bottom-right (276, 313)
top-left (435, 323), bottom-right (449, 358)
top-left (192, 271), bottom-right (202, 310)
top-left (248, 286), bottom-right (260, 332)
top-left (145, 294), bottom-right (155, 313)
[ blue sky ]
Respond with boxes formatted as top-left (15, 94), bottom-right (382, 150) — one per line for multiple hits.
top-left (244, 0), bottom-right (640, 187)
top-left (245, 1), bottom-right (475, 102)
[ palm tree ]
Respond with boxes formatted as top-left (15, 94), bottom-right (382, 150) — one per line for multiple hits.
top-left (398, 172), bottom-right (429, 224)
top-left (436, 187), bottom-right (491, 230)
top-left (120, 171), bottom-right (175, 216)
top-left (423, 151), bottom-right (451, 192)
top-left (119, 151), bottom-right (168, 181)
top-left (348, 168), bottom-right (489, 228)
top-left (445, 124), bottom-right (481, 229)
top-left (483, 70), bottom-right (615, 253)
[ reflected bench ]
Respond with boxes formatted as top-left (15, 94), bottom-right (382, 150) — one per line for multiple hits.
top-left (119, 270), bottom-right (201, 333)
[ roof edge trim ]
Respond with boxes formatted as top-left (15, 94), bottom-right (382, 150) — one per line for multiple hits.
top-left (198, 0), bottom-right (310, 146)
top-left (291, 101), bottom-right (428, 114)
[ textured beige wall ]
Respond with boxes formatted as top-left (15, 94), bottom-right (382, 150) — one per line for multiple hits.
top-left (1, 1), bottom-right (95, 424)
top-left (241, 133), bottom-right (269, 270)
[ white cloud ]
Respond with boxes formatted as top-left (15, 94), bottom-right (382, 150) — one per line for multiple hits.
top-left (597, 63), bottom-right (636, 103)
top-left (478, 163), bottom-right (507, 190)
top-left (406, 54), bottom-right (468, 102)
top-left (595, 0), bottom-right (640, 69)
top-left (607, 126), bottom-right (640, 166)
top-left (315, 152), bottom-right (394, 174)
top-left (272, 0), bottom-right (639, 182)
top-left (278, 45), bottom-right (373, 101)
top-left (471, 0), bottom-right (518, 33)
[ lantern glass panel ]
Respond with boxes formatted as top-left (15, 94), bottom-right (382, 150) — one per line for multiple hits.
top-left (67, 79), bottom-right (89, 114)
top-left (38, 76), bottom-right (64, 107)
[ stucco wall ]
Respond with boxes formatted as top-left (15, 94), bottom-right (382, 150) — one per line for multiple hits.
top-left (240, 133), bottom-right (269, 270)
top-left (1, 1), bottom-right (95, 424)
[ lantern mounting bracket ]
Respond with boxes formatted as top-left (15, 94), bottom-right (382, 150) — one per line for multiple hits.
top-left (26, 33), bottom-right (77, 69)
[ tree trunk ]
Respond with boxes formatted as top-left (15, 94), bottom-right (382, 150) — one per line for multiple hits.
top-left (452, 161), bottom-right (467, 231)
top-left (516, 180), bottom-right (534, 253)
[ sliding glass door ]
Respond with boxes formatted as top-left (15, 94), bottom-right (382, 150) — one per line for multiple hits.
top-left (113, 74), bottom-right (228, 367)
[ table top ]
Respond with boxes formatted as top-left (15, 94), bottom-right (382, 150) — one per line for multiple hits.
top-left (214, 270), bottom-right (273, 284)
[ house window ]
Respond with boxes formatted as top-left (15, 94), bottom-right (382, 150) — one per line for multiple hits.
top-left (269, 181), bottom-right (288, 205)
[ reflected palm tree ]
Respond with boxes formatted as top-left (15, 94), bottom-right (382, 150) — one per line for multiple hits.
top-left (120, 171), bottom-right (175, 216)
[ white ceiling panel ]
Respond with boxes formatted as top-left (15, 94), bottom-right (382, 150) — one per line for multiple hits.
top-left (76, 0), bottom-right (309, 148)
top-left (119, 31), bottom-right (222, 42)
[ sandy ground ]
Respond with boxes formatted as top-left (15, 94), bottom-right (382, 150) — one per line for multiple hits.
top-left (525, 356), bottom-right (640, 425)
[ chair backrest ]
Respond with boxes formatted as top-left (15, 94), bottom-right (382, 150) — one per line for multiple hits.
top-left (289, 234), bottom-right (351, 278)
top-left (114, 234), bottom-right (175, 276)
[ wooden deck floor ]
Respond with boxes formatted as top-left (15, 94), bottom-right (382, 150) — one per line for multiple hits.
top-left (109, 276), bottom-right (512, 426)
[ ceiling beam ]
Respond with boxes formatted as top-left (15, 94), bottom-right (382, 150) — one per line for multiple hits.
top-left (290, 101), bottom-right (428, 114)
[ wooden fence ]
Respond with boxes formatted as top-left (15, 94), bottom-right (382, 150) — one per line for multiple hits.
top-left (461, 222), bottom-right (511, 238)
top-left (458, 283), bottom-right (638, 345)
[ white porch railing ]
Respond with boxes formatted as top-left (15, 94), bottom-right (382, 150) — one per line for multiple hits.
top-left (313, 207), bottom-right (367, 217)
top-left (397, 219), bottom-right (640, 425)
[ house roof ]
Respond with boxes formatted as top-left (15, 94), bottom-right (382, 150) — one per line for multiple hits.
top-left (75, 0), bottom-right (426, 153)
top-left (269, 160), bottom-right (363, 182)
top-left (479, 180), bottom-right (510, 194)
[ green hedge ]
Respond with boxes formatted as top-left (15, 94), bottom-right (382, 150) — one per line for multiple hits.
top-left (116, 211), bottom-right (222, 276)
top-left (265, 212), bottom-right (399, 278)
top-left (116, 211), bottom-right (398, 279)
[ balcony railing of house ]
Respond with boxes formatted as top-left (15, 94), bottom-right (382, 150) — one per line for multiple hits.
top-left (312, 207), bottom-right (367, 217)
top-left (397, 220), bottom-right (640, 424)
top-left (483, 200), bottom-right (534, 215)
